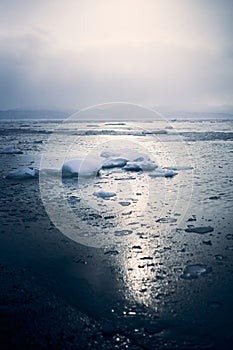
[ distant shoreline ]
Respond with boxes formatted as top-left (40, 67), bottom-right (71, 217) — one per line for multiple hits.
top-left (0, 117), bottom-right (233, 123)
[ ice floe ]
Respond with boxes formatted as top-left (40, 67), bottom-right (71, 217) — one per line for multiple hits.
top-left (119, 201), bottom-right (131, 206)
top-left (185, 226), bottom-right (214, 234)
top-left (6, 167), bottom-right (39, 179)
top-left (164, 166), bottom-right (193, 171)
top-left (34, 146), bottom-right (191, 185)
top-left (100, 148), bottom-right (150, 162)
top-left (149, 168), bottom-right (178, 178)
top-left (143, 129), bottom-right (168, 135)
top-left (180, 264), bottom-right (212, 280)
top-left (114, 229), bottom-right (133, 236)
top-left (0, 145), bottom-right (23, 154)
top-left (123, 161), bottom-right (158, 172)
top-left (62, 158), bottom-right (102, 177)
top-left (156, 217), bottom-right (177, 223)
top-left (93, 191), bottom-right (117, 199)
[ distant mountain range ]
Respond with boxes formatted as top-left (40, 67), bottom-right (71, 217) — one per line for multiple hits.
top-left (0, 108), bottom-right (77, 120)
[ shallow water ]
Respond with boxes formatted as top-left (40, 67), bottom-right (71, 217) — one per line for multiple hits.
top-left (0, 118), bottom-right (233, 349)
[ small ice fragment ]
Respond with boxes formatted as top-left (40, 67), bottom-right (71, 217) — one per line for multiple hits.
top-left (149, 168), bottom-right (178, 178)
top-left (104, 250), bottom-right (119, 255)
top-left (114, 229), bottom-right (133, 236)
top-left (164, 166), bottom-right (193, 171)
top-left (93, 191), bottom-right (116, 199)
top-left (115, 176), bottom-right (136, 181)
top-left (0, 145), bottom-right (23, 154)
top-left (156, 217), bottom-right (177, 223)
top-left (6, 167), bottom-right (39, 179)
top-left (209, 195), bottom-right (220, 200)
top-left (180, 264), bottom-right (212, 280)
top-left (202, 240), bottom-right (212, 245)
top-left (119, 201), bottom-right (131, 206)
top-left (187, 216), bottom-right (197, 222)
top-left (185, 226), bottom-right (214, 234)
top-left (215, 255), bottom-right (227, 262)
top-left (144, 129), bottom-right (168, 135)
top-left (33, 140), bottom-right (43, 144)
top-left (100, 151), bottom-right (119, 158)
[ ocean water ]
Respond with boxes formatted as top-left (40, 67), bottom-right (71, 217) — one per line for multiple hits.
top-left (1, 118), bottom-right (233, 348)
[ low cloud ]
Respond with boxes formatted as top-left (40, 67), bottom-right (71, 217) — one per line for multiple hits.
top-left (0, 0), bottom-right (232, 112)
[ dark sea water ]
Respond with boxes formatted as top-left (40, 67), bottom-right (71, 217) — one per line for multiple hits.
top-left (0, 118), bottom-right (233, 349)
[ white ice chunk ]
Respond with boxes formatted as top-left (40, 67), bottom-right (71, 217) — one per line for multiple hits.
top-left (62, 158), bottom-right (102, 177)
top-left (0, 145), bottom-right (23, 154)
top-left (6, 167), bottom-right (38, 179)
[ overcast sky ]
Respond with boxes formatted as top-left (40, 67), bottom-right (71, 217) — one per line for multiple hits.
top-left (0, 0), bottom-right (232, 111)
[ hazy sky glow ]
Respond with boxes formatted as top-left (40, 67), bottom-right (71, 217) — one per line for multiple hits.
top-left (0, 0), bottom-right (232, 111)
